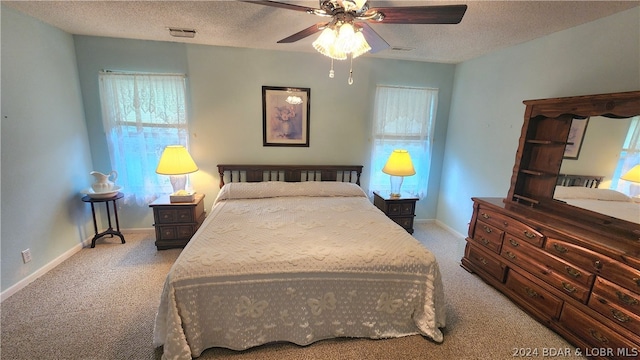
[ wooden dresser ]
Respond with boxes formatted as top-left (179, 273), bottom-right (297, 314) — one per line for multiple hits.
top-left (462, 92), bottom-right (640, 359)
top-left (462, 198), bottom-right (639, 358)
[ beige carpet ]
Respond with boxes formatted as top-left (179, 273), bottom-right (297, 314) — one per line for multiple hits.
top-left (1, 223), bottom-right (582, 360)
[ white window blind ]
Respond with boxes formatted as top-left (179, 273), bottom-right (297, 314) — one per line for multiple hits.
top-left (98, 72), bottom-right (189, 205)
top-left (369, 85), bottom-right (438, 198)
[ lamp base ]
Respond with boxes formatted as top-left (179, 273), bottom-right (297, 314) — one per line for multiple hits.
top-left (389, 175), bottom-right (404, 198)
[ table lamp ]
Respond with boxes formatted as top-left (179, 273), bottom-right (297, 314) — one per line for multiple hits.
top-left (382, 149), bottom-right (416, 198)
top-left (156, 145), bottom-right (198, 202)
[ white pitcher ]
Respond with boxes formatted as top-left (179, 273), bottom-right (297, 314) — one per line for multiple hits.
top-left (90, 170), bottom-right (117, 192)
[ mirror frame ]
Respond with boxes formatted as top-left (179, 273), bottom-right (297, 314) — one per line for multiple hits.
top-left (507, 91), bottom-right (640, 237)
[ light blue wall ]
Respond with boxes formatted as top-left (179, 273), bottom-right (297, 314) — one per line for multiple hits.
top-left (438, 7), bottom-right (640, 237)
top-left (3, 4), bottom-right (638, 295)
top-left (1, 7), bottom-right (94, 293)
top-left (73, 37), bottom-right (456, 229)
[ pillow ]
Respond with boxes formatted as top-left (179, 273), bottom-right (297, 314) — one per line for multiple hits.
top-left (554, 186), bottom-right (631, 202)
top-left (215, 181), bottom-right (367, 203)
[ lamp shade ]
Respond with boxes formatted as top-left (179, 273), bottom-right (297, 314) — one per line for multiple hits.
top-left (382, 149), bottom-right (416, 176)
top-left (621, 165), bottom-right (640, 184)
top-left (156, 145), bottom-right (198, 175)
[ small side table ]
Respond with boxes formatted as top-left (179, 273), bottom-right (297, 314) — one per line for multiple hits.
top-left (149, 194), bottom-right (206, 250)
top-left (373, 191), bottom-right (419, 234)
top-left (82, 192), bottom-right (126, 248)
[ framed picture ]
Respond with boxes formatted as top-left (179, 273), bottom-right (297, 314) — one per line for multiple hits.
top-left (564, 117), bottom-right (589, 159)
top-left (262, 86), bottom-right (310, 147)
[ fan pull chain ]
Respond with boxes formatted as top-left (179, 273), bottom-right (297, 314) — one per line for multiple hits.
top-left (348, 55), bottom-right (354, 85)
top-left (329, 58), bottom-right (335, 78)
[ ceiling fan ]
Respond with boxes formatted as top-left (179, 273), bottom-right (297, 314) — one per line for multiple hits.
top-left (244, 0), bottom-right (467, 83)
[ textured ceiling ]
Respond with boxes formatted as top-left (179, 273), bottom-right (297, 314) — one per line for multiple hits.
top-left (3, 1), bottom-right (638, 63)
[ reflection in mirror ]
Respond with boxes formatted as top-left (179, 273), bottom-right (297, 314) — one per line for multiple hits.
top-left (554, 116), bottom-right (640, 224)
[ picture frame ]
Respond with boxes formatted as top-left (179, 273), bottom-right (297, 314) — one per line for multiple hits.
top-left (262, 86), bottom-right (310, 147)
top-left (564, 117), bottom-right (589, 159)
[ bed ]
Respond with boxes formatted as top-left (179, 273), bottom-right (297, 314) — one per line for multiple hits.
top-left (554, 174), bottom-right (640, 224)
top-left (153, 165), bottom-right (446, 359)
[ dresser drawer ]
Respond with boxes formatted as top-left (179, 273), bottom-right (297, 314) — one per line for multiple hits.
top-left (156, 208), bottom-right (194, 224)
top-left (391, 216), bottom-right (414, 230)
top-left (599, 261), bottom-right (640, 295)
top-left (590, 279), bottom-right (640, 335)
top-left (477, 205), bottom-right (545, 247)
top-left (506, 236), bottom-right (595, 288)
top-left (501, 240), bottom-right (591, 303)
top-left (472, 221), bottom-right (504, 254)
top-left (385, 201), bottom-right (414, 216)
top-left (545, 238), bottom-right (605, 273)
top-left (505, 269), bottom-right (563, 319)
top-left (591, 277), bottom-right (640, 315)
top-left (560, 303), bottom-right (639, 352)
top-left (464, 243), bottom-right (507, 282)
top-left (156, 224), bottom-right (198, 240)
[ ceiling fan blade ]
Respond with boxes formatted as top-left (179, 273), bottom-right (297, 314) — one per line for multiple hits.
top-left (359, 23), bottom-right (390, 54)
top-left (277, 23), bottom-right (326, 43)
top-left (240, 0), bottom-right (316, 13)
top-left (368, 5), bottom-right (468, 24)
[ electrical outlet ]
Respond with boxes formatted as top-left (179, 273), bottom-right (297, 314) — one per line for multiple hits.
top-left (21, 249), bottom-right (32, 264)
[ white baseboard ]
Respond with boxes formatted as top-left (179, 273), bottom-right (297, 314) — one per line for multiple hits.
top-left (1, 238), bottom-right (89, 302)
top-left (416, 218), bottom-right (466, 239)
top-left (434, 219), bottom-right (467, 239)
top-left (0, 228), bottom-right (154, 302)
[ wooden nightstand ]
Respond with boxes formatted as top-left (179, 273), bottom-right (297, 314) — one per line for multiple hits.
top-left (373, 191), bottom-right (418, 234)
top-left (150, 193), bottom-right (206, 250)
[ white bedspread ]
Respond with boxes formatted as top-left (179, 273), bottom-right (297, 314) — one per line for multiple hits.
top-left (554, 186), bottom-right (640, 224)
top-left (560, 198), bottom-right (640, 224)
top-left (153, 182), bottom-right (446, 359)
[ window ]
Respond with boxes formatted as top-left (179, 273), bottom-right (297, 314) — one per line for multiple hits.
top-left (369, 86), bottom-right (438, 198)
top-left (98, 72), bottom-right (189, 205)
top-left (610, 116), bottom-right (640, 197)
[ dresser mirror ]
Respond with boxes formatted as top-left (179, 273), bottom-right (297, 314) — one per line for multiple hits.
top-left (507, 91), bottom-right (640, 237)
top-left (553, 115), bottom-right (639, 225)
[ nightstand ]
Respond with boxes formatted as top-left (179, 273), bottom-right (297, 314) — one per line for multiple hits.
top-left (150, 193), bottom-right (206, 250)
top-left (373, 191), bottom-right (418, 234)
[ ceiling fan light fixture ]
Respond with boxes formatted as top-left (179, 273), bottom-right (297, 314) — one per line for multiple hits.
top-left (335, 22), bottom-right (356, 53)
top-left (313, 27), bottom-right (347, 60)
top-left (350, 31), bottom-right (371, 58)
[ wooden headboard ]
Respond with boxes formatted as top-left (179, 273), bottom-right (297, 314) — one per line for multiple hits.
top-left (217, 164), bottom-right (363, 188)
top-left (556, 174), bottom-right (603, 188)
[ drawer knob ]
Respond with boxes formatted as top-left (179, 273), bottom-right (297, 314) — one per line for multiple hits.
top-left (561, 282), bottom-right (577, 293)
top-left (524, 287), bottom-right (539, 299)
top-left (634, 277), bottom-right (640, 288)
top-left (509, 238), bottom-right (519, 247)
top-left (564, 266), bottom-right (581, 278)
top-left (593, 260), bottom-right (603, 270)
top-left (523, 230), bottom-right (536, 239)
top-left (552, 243), bottom-right (568, 253)
top-left (505, 251), bottom-right (517, 260)
top-left (616, 291), bottom-right (639, 306)
top-left (481, 237), bottom-right (490, 245)
top-left (477, 256), bottom-right (488, 266)
top-left (611, 309), bottom-right (630, 323)
top-left (589, 329), bottom-right (609, 344)
top-left (483, 226), bottom-right (492, 234)
top-left (481, 213), bottom-right (490, 219)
